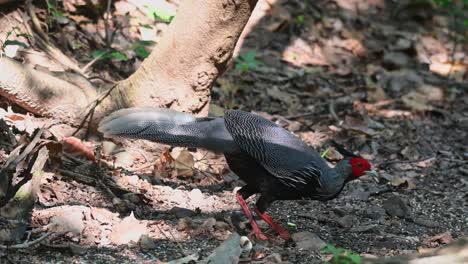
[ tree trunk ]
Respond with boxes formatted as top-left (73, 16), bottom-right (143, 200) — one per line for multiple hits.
top-left (0, 0), bottom-right (258, 123)
top-left (103, 0), bottom-right (258, 116)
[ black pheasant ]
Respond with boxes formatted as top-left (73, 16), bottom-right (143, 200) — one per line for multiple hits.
top-left (98, 108), bottom-right (373, 240)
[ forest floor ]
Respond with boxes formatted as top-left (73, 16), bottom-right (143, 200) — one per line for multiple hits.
top-left (0, 0), bottom-right (467, 263)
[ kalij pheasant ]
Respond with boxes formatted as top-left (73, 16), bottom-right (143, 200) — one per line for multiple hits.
top-left (98, 108), bottom-right (373, 240)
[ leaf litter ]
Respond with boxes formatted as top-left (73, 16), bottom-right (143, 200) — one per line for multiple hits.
top-left (0, 0), bottom-right (467, 263)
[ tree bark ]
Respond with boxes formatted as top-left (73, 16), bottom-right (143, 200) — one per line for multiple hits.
top-left (104, 0), bottom-right (258, 116)
top-left (0, 0), bottom-right (258, 123)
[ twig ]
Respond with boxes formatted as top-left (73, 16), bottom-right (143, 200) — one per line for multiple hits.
top-left (441, 158), bottom-right (468, 164)
top-left (151, 220), bottom-right (185, 256)
top-left (377, 156), bottom-right (435, 169)
top-left (81, 50), bottom-right (110, 73)
top-left (72, 83), bottom-right (118, 137)
top-left (57, 169), bottom-right (96, 184)
top-left (97, 180), bottom-right (117, 200)
top-left (86, 75), bottom-right (118, 84)
top-left (447, 13), bottom-right (459, 79)
top-left (329, 100), bottom-right (340, 122)
top-left (0, 232), bottom-right (53, 249)
top-left (127, 162), bottom-right (155, 172)
top-left (104, 0), bottom-right (112, 48)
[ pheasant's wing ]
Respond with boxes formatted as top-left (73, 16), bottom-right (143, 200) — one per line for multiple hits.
top-left (224, 110), bottom-right (326, 190)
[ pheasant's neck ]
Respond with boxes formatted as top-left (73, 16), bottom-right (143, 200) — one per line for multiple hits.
top-left (333, 158), bottom-right (354, 183)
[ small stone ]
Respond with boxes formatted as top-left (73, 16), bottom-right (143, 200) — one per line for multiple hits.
top-left (114, 151), bottom-right (135, 167)
top-left (139, 235), bottom-right (157, 251)
top-left (383, 52), bottom-right (410, 69)
top-left (383, 195), bottom-right (411, 218)
top-left (102, 141), bottom-right (117, 156)
top-left (291, 232), bottom-right (326, 251)
top-left (365, 205), bottom-right (386, 219)
top-left (263, 253), bottom-right (283, 263)
top-left (413, 217), bottom-right (439, 228)
top-left (122, 193), bottom-right (142, 204)
top-left (350, 224), bottom-right (380, 233)
top-left (69, 244), bottom-right (88, 255)
top-left (332, 208), bottom-right (347, 217)
top-left (176, 218), bottom-right (192, 231)
top-left (169, 206), bottom-right (196, 218)
top-left (390, 38), bottom-right (412, 51)
top-left (337, 215), bottom-right (356, 229)
top-left (51, 210), bottom-right (85, 235)
top-left (214, 221), bottom-right (230, 230)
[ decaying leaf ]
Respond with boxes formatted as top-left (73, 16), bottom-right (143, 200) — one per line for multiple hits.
top-left (342, 116), bottom-right (378, 136)
top-left (50, 210), bottom-right (85, 235)
top-left (390, 176), bottom-right (416, 189)
top-left (175, 149), bottom-right (195, 177)
top-left (109, 212), bottom-right (148, 245)
top-left (282, 38), bottom-right (328, 67)
top-left (62, 137), bottom-right (96, 161)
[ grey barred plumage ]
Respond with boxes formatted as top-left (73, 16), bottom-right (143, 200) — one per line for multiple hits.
top-left (98, 107), bottom-right (373, 240)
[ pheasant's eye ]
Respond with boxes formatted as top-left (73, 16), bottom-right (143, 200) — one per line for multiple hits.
top-left (357, 163), bottom-right (363, 167)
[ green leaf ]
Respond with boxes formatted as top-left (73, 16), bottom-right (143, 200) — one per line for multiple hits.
top-left (287, 222), bottom-right (297, 227)
top-left (135, 40), bottom-right (156, 46)
top-left (92, 50), bottom-right (106, 59)
top-left (139, 24), bottom-right (153, 29)
top-left (144, 5), bottom-right (175, 23)
top-left (110, 51), bottom-right (128, 61)
top-left (16, 33), bottom-right (29, 38)
top-left (3, 40), bottom-right (29, 49)
top-left (349, 254), bottom-right (362, 264)
top-left (244, 51), bottom-right (257, 62)
top-left (134, 46), bottom-right (149, 59)
top-left (321, 148), bottom-right (330, 158)
top-left (321, 243), bottom-right (337, 254)
top-left (296, 15), bottom-right (305, 25)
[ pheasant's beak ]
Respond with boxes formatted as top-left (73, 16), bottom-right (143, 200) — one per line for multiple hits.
top-left (363, 170), bottom-right (379, 179)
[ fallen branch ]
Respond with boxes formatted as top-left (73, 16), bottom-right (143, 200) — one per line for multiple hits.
top-left (0, 232), bottom-right (53, 249)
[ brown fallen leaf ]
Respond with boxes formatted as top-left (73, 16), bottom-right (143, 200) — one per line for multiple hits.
top-left (342, 115), bottom-right (378, 136)
top-left (426, 232), bottom-right (453, 247)
top-left (175, 149), bottom-right (195, 177)
top-left (50, 209), bottom-right (85, 235)
top-left (109, 212), bottom-right (148, 245)
top-left (62, 137), bottom-right (95, 161)
top-left (390, 176), bottom-right (416, 189)
top-left (282, 38), bottom-right (328, 67)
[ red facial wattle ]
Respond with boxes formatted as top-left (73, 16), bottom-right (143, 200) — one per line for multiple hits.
top-left (350, 157), bottom-right (371, 177)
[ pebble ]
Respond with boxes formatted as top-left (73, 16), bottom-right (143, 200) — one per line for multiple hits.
top-left (291, 232), bottom-right (326, 251)
top-left (169, 206), bottom-right (196, 218)
top-left (337, 215), bottom-right (356, 229)
top-left (139, 235), bottom-right (157, 251)
top-left (383, 195), bottom-right (411, 218)
top-left (114, 151), bottom-right (135, 167)
top-left (383, 52), bottom-right (410, 69)
top-left (263, 253), bottom-right (283, 263)
top-left (101, 141), bottom-right (117, 156)
top-left (365, 205), bottom-right (386, 219)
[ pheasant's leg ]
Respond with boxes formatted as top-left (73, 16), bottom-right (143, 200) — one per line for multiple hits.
top-left (254, 208), bottom-right (291, 240)
top-left (235, 191), bottom-right (268, 241)
top-left (255, 195), bottom-right (291, 240)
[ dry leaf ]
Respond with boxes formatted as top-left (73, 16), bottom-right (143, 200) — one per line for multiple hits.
top-left (175, 149), bottom-right (194, 177)
top-left (390, 176), bottom-right (416, 189)
top-left (342, 116), bottom-right (378, 136)
top-left (109, 212), bottom-right (148, 245)
top-left (62, 137), bottom-right (96, 161)
top-left (50, 210), bottom-right (85, 235)
top-left (282, 38), bottom-right (328, 67)
top-left (402, 91), bottom-right (433, 111)
top-left (427, 232), bottom-right (453, 247)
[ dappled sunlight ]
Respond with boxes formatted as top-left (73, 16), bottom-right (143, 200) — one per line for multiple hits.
top-left (334, 0), bottom-right (385, 13)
